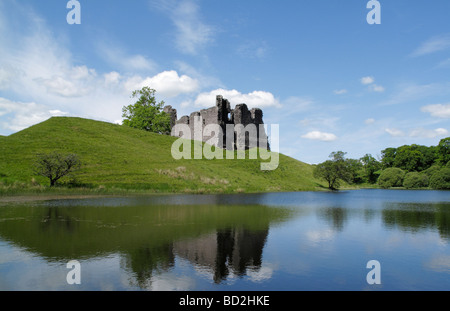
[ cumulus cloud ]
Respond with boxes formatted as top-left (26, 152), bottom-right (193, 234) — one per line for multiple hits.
top-left (301, 131), bottom-right (337, 142)
top-left (365, 118), bottom-right (375, 125)
top-left (0, 3), bottom-right (204, 134)
top-left (421, 103), bottom-right (450, 118)
top-left (360, 76), bottom-right (384, 92)
top-left (193, 89), bottom-right (280, 109)
top-left (385, 128), bottom-right (405, 137)
top-left (0, 97), bottom-right (67, 132)
top-left (361, 76), bottom-right (375, 85)
top-left (124, 70), bottom-right (199, 98)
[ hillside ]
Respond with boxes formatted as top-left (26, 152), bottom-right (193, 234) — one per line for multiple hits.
top-left (0, 117), bottom-right (324, 194)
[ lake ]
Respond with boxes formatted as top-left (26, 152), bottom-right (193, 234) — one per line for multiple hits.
top-left (0, 189), bottom-right (449, 291)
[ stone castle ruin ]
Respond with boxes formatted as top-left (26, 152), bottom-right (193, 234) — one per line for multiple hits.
top-left (163, 95), bottom-right (270, 151)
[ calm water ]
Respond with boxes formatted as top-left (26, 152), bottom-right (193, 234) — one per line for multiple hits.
top-left (0, 189), bottom-right (449, 291)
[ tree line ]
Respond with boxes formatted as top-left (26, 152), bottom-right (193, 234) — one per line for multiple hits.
top-left (313, 137), bottom-right (450, 190)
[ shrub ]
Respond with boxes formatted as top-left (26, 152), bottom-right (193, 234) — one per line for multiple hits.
top-left (378, 168), bottom-right (406, 189)
top-left (403, 172), bottom-right (429, 189)
top-left (422, 165), bottom-right (442, 178)
top-left (429, 168), bottom-right (450, 190)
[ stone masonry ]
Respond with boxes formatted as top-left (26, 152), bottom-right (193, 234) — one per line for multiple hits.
top-left (164, 95), bottom-right (269, 150)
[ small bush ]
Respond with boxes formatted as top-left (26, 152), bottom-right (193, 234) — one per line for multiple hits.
top-left (378, 168), bottom-right (406, 189)
top-left (403, 172), bottom-right (429, 189)
top-left (429, 168), bottom-right (450, 190)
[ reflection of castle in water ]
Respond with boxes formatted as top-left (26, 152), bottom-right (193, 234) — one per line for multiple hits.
top-left (174, 228), bottom-right (268, 283)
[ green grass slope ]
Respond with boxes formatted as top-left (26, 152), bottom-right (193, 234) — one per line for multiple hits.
top-left (0, 117), bottom-right (324, 194)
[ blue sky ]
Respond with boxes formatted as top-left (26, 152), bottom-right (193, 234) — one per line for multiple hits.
top-left (1, 0), bottom-right (450, 164)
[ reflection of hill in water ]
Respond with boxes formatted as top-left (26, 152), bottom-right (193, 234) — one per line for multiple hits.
top-left (0, 200), bottom-right (290, 288)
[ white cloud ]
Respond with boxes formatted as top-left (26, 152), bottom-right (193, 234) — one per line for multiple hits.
top-left (124, 70), bottom-right (199, 98)
top-left (151, 0), bottom-right (214, 55)
top-left (301, 131), bottom-right (337, 142)
top-left (333, 89), bottom-right (347, 95)
top-left (0, 4), bottom-right (206, 134)
top-left (365, 118), bottom-right (375, 125)
top-left (421, 103), bottom-right (450, 118)
top-left (369, 84), bottom-right (385, 92)
top-left (97, 43), bottom-right (157, 73)
top-left (409, 127), bottom-right (448, 138)
top-left (411, 34), bottom-right (450, 57)
top-left (34, 65), bottom-right (98, 98)
top-left (361, 76), bottom-right (375, 85)
top-left (360, 76), bottom-right (384, 92)
top-left (103, 71), bottom-right (121, 86)
top-left (385, 128), bottom-right (405, 137)
top-left (194, 89), bottom-right (280, 109)
top-left (0, 97), bottom-right (67, 132)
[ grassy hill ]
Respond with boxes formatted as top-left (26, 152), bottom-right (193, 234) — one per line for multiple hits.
top-left (0, 117), bottom-right (324, 195)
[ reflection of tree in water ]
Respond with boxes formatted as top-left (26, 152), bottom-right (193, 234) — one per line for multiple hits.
top-left (318, 207), bottom-right (347, 232)
top-left (174, 227), bottom-right (268, 284)
top-left (123, 244), bottom-right (175, 289)
top-left (382, 203), bottom-right (450, 240)
top-left (40, 207), bottom-right (78, 234)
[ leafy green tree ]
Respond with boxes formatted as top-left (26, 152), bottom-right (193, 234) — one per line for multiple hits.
top-left (381, 147), bottom-right (397, 169)
top-left (33, 152), bottom-right (81, 187)
top-left (437, 137), bottom-right (450, 165)
top-left (429, 168), bottom-right (450, 190)
top-left (314, 151), bottom-right (352, 190)
top-left (378, 167), bottom-right (405, 189)
top-left (393, 145), bottom-right (424, 172)
top-left (122, 87), bottom-right (171, 134)
top-left (360, 153), bottom-right (381, 183)
top-left (345, 158), bottom-right (364, 184)
top-left (403, 172), bottom-right (429, 189)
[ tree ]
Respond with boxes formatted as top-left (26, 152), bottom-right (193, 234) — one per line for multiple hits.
top-left (360, 153), bottom-right (381, 183)
top-left (122, 87), bottom-right (171, 134)
top-left (345, 158), bottom-right (364, 184)
top-left (314, 151), bottom-right (352, 190)
top-left (378, 167), bottom-right (405, 189)
top-left (437, 137), bottom-right (450, 165)
top-left (381, 147), bottom-right (397, 169)
top-left (33, 152), bottom-right (81, 187)
top-left (429, 168), bottom-right (450, 190)
top-left (403, 172), bottom-right (429, 189)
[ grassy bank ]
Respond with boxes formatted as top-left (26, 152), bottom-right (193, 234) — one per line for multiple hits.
top-left (0, 117), bottom-right (326, 196)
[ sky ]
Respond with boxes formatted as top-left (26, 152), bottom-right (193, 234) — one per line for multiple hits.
top-left (0, 0), bottom-right (450, 164)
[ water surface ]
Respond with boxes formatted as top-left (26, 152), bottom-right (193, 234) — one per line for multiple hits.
top-left (0, 189), bottom-right (449, 290)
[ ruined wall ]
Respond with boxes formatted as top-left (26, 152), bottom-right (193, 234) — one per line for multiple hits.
top-left (165, 95), bottom-right (269, 150)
